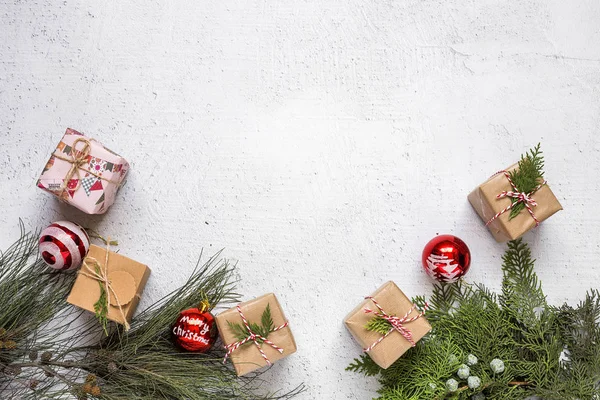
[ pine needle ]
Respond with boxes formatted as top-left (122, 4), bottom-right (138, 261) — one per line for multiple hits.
top-left (0, 227), bottom-right (304, 399)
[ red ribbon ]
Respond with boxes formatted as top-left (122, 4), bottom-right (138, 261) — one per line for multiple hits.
top-left (223, 305), bottom-right (289, 366)
top-left (363, 296), bottom-right (428, 353)
top-left (485, 170), bottom-right (547, 227)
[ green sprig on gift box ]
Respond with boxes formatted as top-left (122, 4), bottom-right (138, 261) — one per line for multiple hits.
top-left (508, 143), bottom-right (545, 219)
top-left (0, 223), bottom-right (304, 399)
top-left (347, 239), bottom-right (600, 399)
top-left (227, 303), bottom-right (275, 344)
top-left (365, 315), bottom-right (394, 335)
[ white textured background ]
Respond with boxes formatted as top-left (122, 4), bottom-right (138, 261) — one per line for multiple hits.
top-left (1, 1), bottom-right (600, 398)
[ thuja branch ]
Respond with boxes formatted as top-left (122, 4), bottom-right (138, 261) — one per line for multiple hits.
top-left (508, 143), bottom-right (545, 219)
top-left (433, 381), bottom-right (532, 400)
top-left (228, 303), bottom-right (275, 343)
top-left (348, 239), bottom-right (600, 400)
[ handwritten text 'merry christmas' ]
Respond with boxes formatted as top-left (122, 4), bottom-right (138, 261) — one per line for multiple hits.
top-left (173, 315), bottom-right (211, 344)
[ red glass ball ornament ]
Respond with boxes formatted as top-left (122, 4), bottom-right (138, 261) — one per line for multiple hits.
top-left (422, 235), bottom-right (471, 283)
top-left (39, 221), bottom-right (90, 271)
top-left (172, 307), bottom-right (217, 352)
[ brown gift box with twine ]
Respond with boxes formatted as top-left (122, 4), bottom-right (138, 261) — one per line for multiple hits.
top-left (67, 244), bottom-right (151, 328)
top-left (215, 293), bottom-right (297, 376)
top-left (468, 163), bottom-right (562, 242)
top-left (344, 281), bottom-right (431, 369)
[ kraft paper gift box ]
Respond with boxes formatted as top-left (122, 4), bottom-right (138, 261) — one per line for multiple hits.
top-left (468, 163), bottom-right (562, 242)
top-left (37, 128), bottom-right (129, 214)
top-left (344, 281), bottom-right (431, 369)
top-left (215, 293), bottom-right (297, 376)
top-left (67, 244), bottom-right (151, 327)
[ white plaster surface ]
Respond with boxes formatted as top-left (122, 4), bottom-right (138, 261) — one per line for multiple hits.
top-left (1, 1), bottom-right (600, 398)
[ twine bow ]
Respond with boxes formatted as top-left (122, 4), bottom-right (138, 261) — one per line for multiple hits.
top-left (79, 237), bottom-right (130, 331)
top-left (485, 170), bottom-right (547, 227)
top-left (223, 305), bottom-right (289, 366)
top-left (363, 296), bottom-right (428, 353)
top-left (52, 137), bottom-right (120, 199)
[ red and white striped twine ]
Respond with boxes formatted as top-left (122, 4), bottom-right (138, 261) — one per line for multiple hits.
top-left (485, 170), bottom-right (547, 227)
top-left (223, 305), bottom-right (289, 366)
top-left (362, 296), bottom-right (428, 353)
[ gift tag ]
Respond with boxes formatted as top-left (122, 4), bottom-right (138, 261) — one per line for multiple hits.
top-left (107, 271), bottom-right (136, 306)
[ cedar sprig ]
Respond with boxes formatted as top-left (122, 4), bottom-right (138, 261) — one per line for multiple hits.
top-left (508, 143), bottom-right (545, 219)
top-left (365, 300), bottom-right (429, 336)
top-left (228, 303), bottom-right (275, 344)
top-left (92, 264), bottom-right (109, 336)
top-left (348, 239), bottom-right (600, 399)
top-left (366, 316), bottom-right (393, 335)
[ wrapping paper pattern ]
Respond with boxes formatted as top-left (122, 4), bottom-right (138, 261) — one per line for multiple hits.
top-left (37, 128), bottom-right (129, 214)
top-left (344, 281), bottom-right (431, 369)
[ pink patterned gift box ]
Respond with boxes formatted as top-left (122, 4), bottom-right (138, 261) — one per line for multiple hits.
top-left (37, 128), bottom-right (130, 214)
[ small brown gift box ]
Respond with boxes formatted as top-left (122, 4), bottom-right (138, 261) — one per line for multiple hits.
top-left (344, 281), bottom-right (431, 369)
top-left (215, 293), bottom-right (297, 376)
top-left (67, 244), bottom-right (151, 326)
top-left (468, 163), bottom-right (562, 242)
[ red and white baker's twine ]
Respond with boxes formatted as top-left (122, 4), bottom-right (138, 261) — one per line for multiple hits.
top-left (363, 296), bottom-right (428, 353)
top-left (485, 170), bottom-right (547, 227)
top-left (223, 305), bottom-right (289, 366)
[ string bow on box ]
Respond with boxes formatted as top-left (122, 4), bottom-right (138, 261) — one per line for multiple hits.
top-left (52, 137), bottom-right (120, 199)
top-left (223, 305), bottom-right (289, 366)
top-left (485, 170), bottom-right (547, 227)
top-left (79, 237), bottom-right (130, 332)
top-left (363, 296), bottom-right (428, 353)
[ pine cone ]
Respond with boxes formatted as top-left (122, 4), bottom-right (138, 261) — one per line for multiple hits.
top-left (4, 366), bottom-right (22, 376)
top-left (107, 362), bottom-right (118, 373)
top-left (3, 340), bottom-right (16, 350)
top-left (82, 382), bottom-right (93, 393)
top-left (90, 386), bottom-right (101, 396)
top-left (40, 351), bottom-right (52, 363)
top-left (29, 350), bottom-right (38, 361)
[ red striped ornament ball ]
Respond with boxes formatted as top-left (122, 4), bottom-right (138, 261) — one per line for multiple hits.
top-left (39, 221), bottom-right (90, 271)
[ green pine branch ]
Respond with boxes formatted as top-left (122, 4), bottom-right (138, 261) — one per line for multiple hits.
top-left (500, 238), bottom-right (546, 325)
top-left (0, 226), bottom-right (304, 400)
top-left (348, 239), bottom-right (600, 400)
top-left (508, 143), bottom-right (545, 219)
top-left (366, 316), bottom-right (393, 335)
top-left (0, 221), bottom-right (76, 369)
top-left (346, 354), bottom-right (381, 376)
top-left (228, 303), bottom-right (275, 345)
top-left (93, 264), bottom-right (109, 336)
top-left (365, 299), bottom-right (430, 336)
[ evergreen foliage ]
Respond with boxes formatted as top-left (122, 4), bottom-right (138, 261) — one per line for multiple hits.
top-left (228, 303), bottom-right (275, 344)
top-left (0, 225), bottom-right (303, 399)
top-left (366, 316), bottom-right (394, 336)
top-left (347, 239), bottom-right (600, 399)
top-left (508, 144), bottom-right (545, 219)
